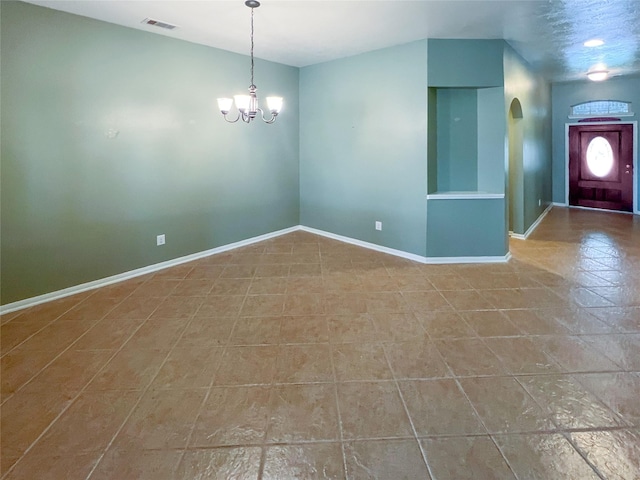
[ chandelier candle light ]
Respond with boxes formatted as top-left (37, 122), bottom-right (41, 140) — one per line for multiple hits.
top-left (217, 0), bottom-right (283, 124)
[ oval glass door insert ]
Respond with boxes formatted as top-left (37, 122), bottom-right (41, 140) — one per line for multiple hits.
top-left (586, 136), bottom-right (614, 177)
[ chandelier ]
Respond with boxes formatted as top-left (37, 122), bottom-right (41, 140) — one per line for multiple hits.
top-left (217, 0), bottom-right (283, 124)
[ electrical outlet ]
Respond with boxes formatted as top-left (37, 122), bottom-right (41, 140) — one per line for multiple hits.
top-left (157, 234), bottom-right (166, 246)
top-left (538, 199), bottom-right (542, 207)
top-left (375, 221), bottom-right (382, 231)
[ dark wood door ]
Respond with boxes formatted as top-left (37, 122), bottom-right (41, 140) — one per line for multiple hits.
top-left (569, 124), bottom-right (634, 212)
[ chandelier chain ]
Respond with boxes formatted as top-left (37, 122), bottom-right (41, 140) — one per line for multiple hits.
top-left (250, 6), bottom-right (255, 88)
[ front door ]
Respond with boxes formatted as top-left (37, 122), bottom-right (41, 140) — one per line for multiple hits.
top-left (568, 124), bottom-right (633, 212)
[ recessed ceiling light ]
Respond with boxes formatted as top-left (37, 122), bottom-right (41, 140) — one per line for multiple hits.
top-left (584, 39), bottom-right (604, 47)
top-left (587, 70), bottom-right (609, 81)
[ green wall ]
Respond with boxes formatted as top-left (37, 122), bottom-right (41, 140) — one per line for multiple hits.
top-left (435, 88), bottom-right (478, 191)
top-left (299, 41), bottom-right (429, 257)
top-left (426, 198), bottom-right (506, 257)
top-left (1, 1), bottom-right (300, 304)
top-left (428, 39), bottom-right (504, 88)
top-left (503, 44), bottom-right (552, 235)
top-left (551, 75), bottom-right (640, 211)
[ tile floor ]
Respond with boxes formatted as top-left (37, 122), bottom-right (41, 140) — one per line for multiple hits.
top-left (1, 206), bottom-right (639, 479)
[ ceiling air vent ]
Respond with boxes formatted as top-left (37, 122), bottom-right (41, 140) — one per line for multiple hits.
top-left (141, 18), bottom-right (178, 30)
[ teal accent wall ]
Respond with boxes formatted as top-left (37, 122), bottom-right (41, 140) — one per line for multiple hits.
top-left (477, 87), bottom-right (507, 194)
top-left (436, 89), bottom-right (478, 191)
top-left (503, 44), bottom-right (552, 235)
top-left (299, 41), bottom-right (428, 257)
top-left (426, 198), bottom-right (507, 257)
top-left (1, 1), bottom-right (299, 304)
top-left (551, 75), bottom-right (640, 210)
top-left (428, 39), bottom-right (504, 88)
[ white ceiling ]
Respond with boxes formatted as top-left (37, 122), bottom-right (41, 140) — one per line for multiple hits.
top-left (25, 0), bottom-right (640, 82)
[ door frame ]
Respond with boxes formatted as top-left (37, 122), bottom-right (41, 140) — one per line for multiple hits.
top-left (564, 120), bottom-right (639, 214)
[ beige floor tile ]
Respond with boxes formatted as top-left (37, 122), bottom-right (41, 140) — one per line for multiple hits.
top-left (1, 347), bottom-right (62, 396)
top-left (207, 278), bottom-right (251, 297)
top-left (190, 386), bottom-right (270, 447)
top-left (104, 296), bottom-right (161, 319)
top-left (249, 277), bottom-right (288, 294)
top-left (414, 310), bottom-right (476, 339)
top-left (500, 309), bottom-right (570, 335)
top-left (422, 436), bottom-right (515, 480)
top-left (484, 337), bottom-right (562, 375)
top-left (266, 384), bottom-right (340, 443)
top-left (213, 346), bottom-right (278, 386)
top-left (402, 291), bottom-right (451, 312)
top-left (177, 447), bottom-right (262, 480)
top-left (86, 347), bottom-right (168, 391)
top-left (535, 335), bottom-right (621, 373)
top-left (275, 344), bottom-right (333, 383)
top-left (20, 349), bottom-right (112, 394)
top-left (518, 374), bottom-right (628, 429)
top-left (369, 312), bottom-right (427, 343)
top-left (129, 278), bottom-right (181, 297)
top-left (337, 382), bottom-right (413, 440)
top-left (115, 389), bottom-right (205, 449)
top-left (343, 439), bottom-right (430, 479)
top-left (262, 443), bottom-right (345, 480)
top-left (284, 294), bottom-right (325, 315)
top-left (1, 390), bottom-right (75, 459)
top-left (569, 429), bottom-right (640, 480)
top-left (176, 316), bottom-right (237, 347)
top-left (26, 391), bottom-right (139, 456)
top-left (493, 433), bottom-right (601, 480)
top-left (149, 346), bottom-right (222, 390)
top-left (435, 338), bottom-right (508, 377)
top-left (323, 293), bottom-right (368, 315)
top-left (459, 377), bottom-right (554, 433)
top-left (229, 317), bottom-right (282, 345)
top-left (327, 314), bottom-right (378, 343)
top-left (332, 343), bottom-right (392, 381)
top-left (88, 448), bottom-right (183, 480)
top-left (150, 296), bottom-right (204, 319)
top-left (383, 341), bottom-right (451, 379)
top-left (399, 379), bottom-right (485, 436)
top-left (4, 452), bottom-right (101, 480)
top-left (441, 290), bottom-right (496, 311)
top-left (124, 317), bottom-right (190, 350)
top-left (0, 318), bottom-right (52, 353)
top-left (71, 317), bottom-right (145, 350)
top-left (462, 310), bottom-right (522, 337)
top-left (196, 295), bottom-right (244, 317)
top-left (280, 315), bottom-right (329, 344)
top-left (581, 333), bottom-right (640, 370)
top-left (16, 319), bottom-right (98, 353)
top-left (573, 372), bottom-right (640, 426)
top-left (171, 278), bottom-right (215, 296)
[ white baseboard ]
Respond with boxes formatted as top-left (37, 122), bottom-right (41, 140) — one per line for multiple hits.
top-left (300, 226), bottom-right (511, 265)
top-left (3, 224), bottom-right (513, 314)
top-left (299, 226), bottom-right (429, 263)
top-left (510, 203), bottom-right (553, 240)
top-left (0, 226), bottom-right (299, 315)
top-left (424, 252), bottom-right (512, 264)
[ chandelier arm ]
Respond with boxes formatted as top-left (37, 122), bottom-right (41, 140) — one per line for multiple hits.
top-left (222, 112), bottom-right (241, 123)
top-left (257, 108), bottom-right (278, 124)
